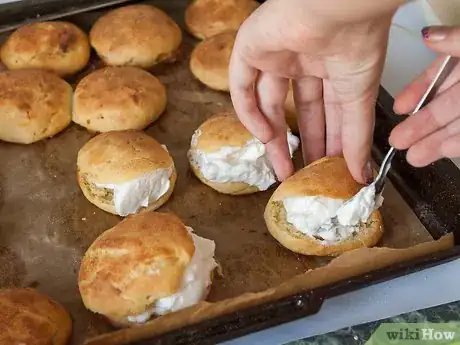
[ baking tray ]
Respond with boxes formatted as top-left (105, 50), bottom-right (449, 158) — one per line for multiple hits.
top-left (0, 1), bottom-right (460, 345)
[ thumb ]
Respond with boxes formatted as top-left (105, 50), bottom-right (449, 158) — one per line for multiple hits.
top-left (422, 25), bottom-right (460, 55)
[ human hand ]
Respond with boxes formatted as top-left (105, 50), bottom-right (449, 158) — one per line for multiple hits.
top-left (229, 0), bottom-right (401, 184)
top-left (391, 26), bottom-right (460, 167)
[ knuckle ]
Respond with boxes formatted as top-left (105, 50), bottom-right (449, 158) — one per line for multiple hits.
top-left (294, 102), bottom-right (311, 114)
top-left (446, 118), bottom-right (460, 136)
top-left (261, 102), bottom-right (284, 118)
top-left (413, 106), bottom-right (438, 137)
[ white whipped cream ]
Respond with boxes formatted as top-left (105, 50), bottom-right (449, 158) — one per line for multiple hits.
top-left (283, 185), bottom-right (381, 243)
top-left (127, 227), bottom-right (217, 323)
top-left (190, 131), bottom-right (299, 191)
top-left (96, 168), bottom-right (172, 217)
top-left (336, 183), bottom-right (381, 226)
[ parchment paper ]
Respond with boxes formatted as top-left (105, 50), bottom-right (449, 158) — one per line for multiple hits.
top-left (0, 1), bottom-right (453, 344)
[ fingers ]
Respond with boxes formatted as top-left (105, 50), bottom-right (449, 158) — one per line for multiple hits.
top-left (441, 133), bottom-right (460, 159)
top-left (229, 50), bottom-right (273, 144)
top-left (323, 80), bottom-right (343, 157)
top-left (422, 25), bottom-right (460, 56)
top-left (406, 118), bottom-right (460, 167)
top-left (340, 95), bottom-right (376, 184)
top-left (393, 57), bottom-right (460, 115)
top-left (292, 77), bottom-right (325, 164)
top-left (324, 78), bottom-right (375, 184)
top-left (396, 25), bottom-right (460, 115)
top-left (255, 72), bottom-right (293, 181)
top-left (390, 83), bottom-right (460, 150)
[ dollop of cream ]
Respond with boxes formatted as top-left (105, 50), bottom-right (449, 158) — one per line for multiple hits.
top-left (283, 185), bottom-right (381, 243)
top-left (127, 227), bottom-right (217, 323)
top-left (336, 183), bottom-right (379, 226)
top-left (96, 168), bottom-right (172, 217)
top-left (189, 131), bottom-right (299, 191)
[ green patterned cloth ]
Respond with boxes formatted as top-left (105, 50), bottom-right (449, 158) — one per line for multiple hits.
top-left (286, 301), bottom-right (460, 345)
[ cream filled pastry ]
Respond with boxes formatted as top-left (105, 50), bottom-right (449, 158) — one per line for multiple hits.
top-left (265, 157), bottom-right (384, 256)
top-left (127, 226), bottom-right (216, 322)
top-left (77, 130), bottom-right (176, 216)
top-left (188, 113), bottom-right (300, 195)
top-left (78, 212), bottom-right (217, 326)
top-left (283, 183), bottom-right (382, 243)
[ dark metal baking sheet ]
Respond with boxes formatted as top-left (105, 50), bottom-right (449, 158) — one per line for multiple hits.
top-left (0, 0), bottom-right (134, 33)
top-left (373, 88), bottom-right (460, 243)
top-left (124, 87), bottom-right (460, 345)
top-left (130, 248), bottom-right (460, 345)
top-left (126, 88), bottom-right (460, 345)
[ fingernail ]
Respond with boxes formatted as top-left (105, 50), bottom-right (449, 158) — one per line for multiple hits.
top-left (363, 162), bottom-right (373, 185)
top-left (421, 26), bottom-right (447, 41)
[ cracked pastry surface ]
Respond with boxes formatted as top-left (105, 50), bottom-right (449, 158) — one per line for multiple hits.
top-left (78, 212), bottom-right (217, 326)
top-left (0, 69), bottom-right (72, 144)
top-left (1, 21), bottom-right (90, 76)
top-left (185, 0), bottom-right (259, 39)
top-left (190, 31), bottom-right (236, 91)
top-left (265, 157), bottom-right (384, 256)
top-left (73, 66), bottom-right (167, 132)
top-left (0, 288), bottom-right (72, 345)
top-left (90, 5), bottom-right (182, 68)
top-left (77, 130), bottom-right (176, 216)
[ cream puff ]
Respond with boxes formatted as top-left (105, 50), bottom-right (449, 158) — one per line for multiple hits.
top-left (78, 211), bottom-right (217, 326)
top-left (0, 69), bottom-right (72, 144)
top-left (0, 288), bottom-right (72, 345)
top-left (190, 31), bottom-right (236, 91)
top-left (72, 67), bottom-right (167, 132)
top-left (1, 21), bottom-right (90, 77)
top-left (265, 157), bottom-right (384, 256)
top-left (77, 130), bottom-right (176, 216)
top-left (188, 112), bottom-right (300, 195)
top-left (185, 0), bottom-right (259, 40)
top-left (285, 84), bottom-right (299, 133)
top-left (90, 5), bottom-right (182, 68)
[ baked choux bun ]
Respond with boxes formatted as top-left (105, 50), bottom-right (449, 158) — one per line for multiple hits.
top-left (0, 288), bottom-right (72, 345)
top-left (0, 21), bottom-right (90, 77)
top-left (78, 211), bottom-right (217, 326)
top-left (190, 31), bottom-right (236, 91)
top-left (265, 157), bottom-right (384, 256)
top-left (188, 112), bottom-right (300, 195)
top-left (285, 84), bottom-right (299, 133)
top-left (90, 5), bottom-right (182, 68)
top-left (72, 67), bottom-right (167, 132)
top-left (189, 33), bottom-right (299, 132)
top-left (185, 0), bottom-right (259, 40)
top-left (0, 69), bottom-right (72, 144)
top-left (77, 131), bottom-right (176, 216)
